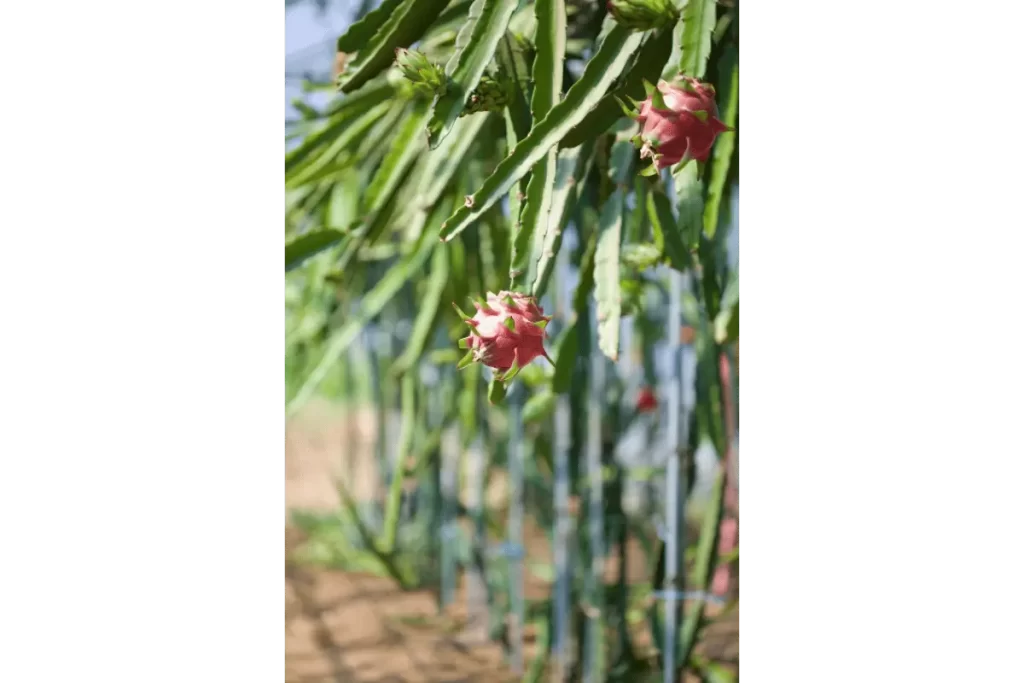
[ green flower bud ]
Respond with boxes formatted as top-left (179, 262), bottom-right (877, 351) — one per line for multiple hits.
top-left (394, 48), bottom-right (448, 97)
top-left (606, 0), bottom-right (678, 32)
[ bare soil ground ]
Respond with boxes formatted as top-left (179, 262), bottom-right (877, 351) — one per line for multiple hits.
top-left (285, 401), bottom-right (738, 682)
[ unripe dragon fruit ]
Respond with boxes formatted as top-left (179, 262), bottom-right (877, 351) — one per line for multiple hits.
top-left (621, 77), bottom-right (733, 173)
top-left (461, 74), bottom-right (514, 117)
top-left (455, 291), bottom-right (552, 382)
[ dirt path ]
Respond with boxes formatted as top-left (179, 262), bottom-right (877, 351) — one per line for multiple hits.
top-left (286, 529), bottom-right (513, 683)
top-left (286, 402), bottom-right (515, 682)
top-left (285, 401), bottom-right (737, 682)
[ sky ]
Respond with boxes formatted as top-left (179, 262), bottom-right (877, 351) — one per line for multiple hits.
top-left (285, 2), bottom-right (361, 122)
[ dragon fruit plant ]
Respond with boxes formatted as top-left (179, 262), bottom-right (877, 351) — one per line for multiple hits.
top-left (287, 0), bottom-right (741, 676)
top-left (454, 290), bottom-right (552, 383)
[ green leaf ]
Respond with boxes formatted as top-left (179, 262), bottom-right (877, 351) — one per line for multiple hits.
top-left (518, 364), bottom-right (548, 389)
top-left (649, 83), bottom-right (668, 109)
top-left (363, 100), bottom-right (431, 213)
top-left (684, 290), bottom-right (724, 454)
top-left (482, 229), bottom-right (512, 300)
top-left (609, 132), bottom-right (635, 185)
top-left (290, 99), bottom-right (320, 120)
top-left (620, 243), bottom-right (662, 270)
top-left (459, 363), bottom-right (481, 441)
top-left (287, 183), bottom-right (333, 230)
top-left (510, 0), bottom-right (567, 287)
top-left (691, 656), bottom-right (737, 683)
top-left (595, 187), bottom-right (625, 361)
top-left (646, 186), bottom-right (689, 272)
top-left (504, 110), bottom-right (528, 231)
top-left (323, 176), bottom-right (361, 236)
top-left (453, 301), bottom-right (472, 320)
top-left (714, 271), bottom-right (738, 344)
top-left (336, 0), bottom-right (453, 94)
top-left (677, 466), bottom-right (727, 664)
top-left (523, 616), bottom-right (551, 683)
top-left (380, 373), bottom-right (417, 553)
top-left (551, 322), bottom-right (579, 394)
top-left (286, 102), bottom-right (391, 188)
top-left (285, 229), bottom-right (346, 272)
top-left (715, 301), bottom-right (738, 345)
top-left (528, 0), bottom-right (566, 119)
top-left (391, 245), bottom-right (450, 375)
top-left (500, 358), bottom-right (522, 382)
top-left (639, 161), bottom-right (659, 177)
top-left (429, 348), bottom-right (462, 365)
top-left (677, 0), bottom-right (717, 79)
top-left (387, 114), bottom-right (489, 264)
top-left (335, 0), bottom-right (407, 54)
top-left (285, 83), bottom-right (394, 177)
top-left (333, 102), bottom-right (432, 274)
top-left (335, 479), bottom-right (417, 587)
top-left (713, 11), bottom-right (733, 44)
top-left (495, 31), bottom-right (534, 142)
top-left (572, 218), bottom-right (599, 313)
top-left (529, 144), bottom-right (594, 298)
top-left (522, 389), bottom-right (556, 424)
top-left (508, 2), bottom-right (539, 38)
top-left (703, 46), bottom-right (738, 239)
top-left (439, 24), bottom-right (646, 242)
top-left (674, 160), bottom-right (704, 248)
top-left (560, 27), bottom-right (673, 148)
top-left (620, 278), bottom-right (644, 316)
top-left (488, 377), bottom-right (508, 403)
top-left (434, 0), bottom-right (475, 27)
top-left (415, 113), bottom-right (490, 211)
top-left (627, 175), bottom-right (649, 241)
top-left (286, 212), bottom-right (444, 416)
top-left (613, 95), bottom-right (638, 120)
top-left (696, 235), bottom-right (722, 323)
top-left (426, 0), bottom-right (520, 148)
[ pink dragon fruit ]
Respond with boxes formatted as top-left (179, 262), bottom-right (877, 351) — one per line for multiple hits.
top-left (455, 291), bottom-right (552, 381)
top-left (630, 76), bottom-right (733, 172)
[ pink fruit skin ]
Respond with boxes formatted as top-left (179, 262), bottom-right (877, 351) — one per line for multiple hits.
top-left (462, 291), bottom-right (551, 371)
top-left (711, 517), bottom-right (738, 596)
top-left (636, 77), bottom-right (732, 170)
